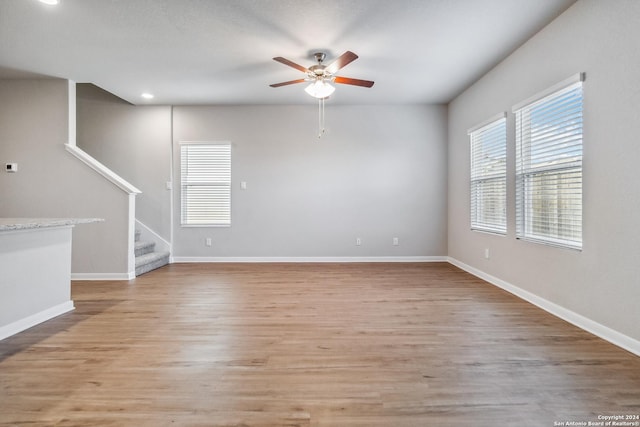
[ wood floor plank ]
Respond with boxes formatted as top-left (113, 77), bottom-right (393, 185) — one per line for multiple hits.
top-left (1, 262), bottom-right (639, 426)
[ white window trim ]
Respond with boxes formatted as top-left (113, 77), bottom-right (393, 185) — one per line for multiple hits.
top-left (468, 112), bottom-right (507, 235)
top-left (513, 74), bottom-right (585, 250)
top-left (467, 112), bottom-right (507, 135)
top-left (512, 73), bottom-right (585, 113)
top-left (180, 141), bottom-right (232, 228)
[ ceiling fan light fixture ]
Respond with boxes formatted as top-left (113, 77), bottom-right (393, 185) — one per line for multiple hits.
top-left (270, 51), bottom-right (373, 137)
top-left (304, 80), bottom-right (335, 99)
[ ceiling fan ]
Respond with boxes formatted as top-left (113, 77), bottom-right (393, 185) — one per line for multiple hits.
top-left (269, 51), bottom-right (375, 99)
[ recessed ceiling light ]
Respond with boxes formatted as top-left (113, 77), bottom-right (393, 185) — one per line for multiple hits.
top-left (141, 93), bottom-right (154, 99)
top-left (39, 0), bottom-right (60, 5)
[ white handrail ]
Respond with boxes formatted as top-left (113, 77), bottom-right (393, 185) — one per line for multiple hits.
top-left (64, 143), bottom-right (141, 195)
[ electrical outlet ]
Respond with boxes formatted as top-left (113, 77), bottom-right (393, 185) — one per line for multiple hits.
top-left (393, 237), bottom-right (399, 246)
top-left (356, 237), bottom-right (362, 246)
top-left (484, 248), bottom-right (490, 259)
top-left (206, 238), bottom-right (212, 247)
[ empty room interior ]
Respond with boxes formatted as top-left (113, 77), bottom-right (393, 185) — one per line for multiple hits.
top-left (1, 0), bottom-right (639, 425)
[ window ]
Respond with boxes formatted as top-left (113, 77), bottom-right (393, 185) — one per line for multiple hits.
top-left (469, 113), bottom-right (507, 234)
top-left (180, 142), bottom-right (231, 226)
top-left (514, 74), bottom-right (584, 249)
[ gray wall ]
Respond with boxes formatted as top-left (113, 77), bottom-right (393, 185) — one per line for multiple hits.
top-left (448, 0), bottom-right (640, 341)
top-left (76, 84), bottom-right (172, 241)
top-left (0, 79), bottom-right (130, 274)
top-left (172, 104), bottom-right (448, 258)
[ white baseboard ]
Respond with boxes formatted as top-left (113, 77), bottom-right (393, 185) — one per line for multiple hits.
top-left (71, 272), bottom-right (135, 281)
top-left (171, 256), bottom-right (447, 263)
top-left (0, 301), bottom-right (75, 341)
top-left (447, 257), bottom-right (640, 357)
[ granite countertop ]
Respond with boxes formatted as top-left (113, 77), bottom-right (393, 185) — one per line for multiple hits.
top-left (0, 218), bottom-right (104, 231)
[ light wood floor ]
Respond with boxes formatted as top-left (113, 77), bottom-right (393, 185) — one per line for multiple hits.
top-left (1, 263), bottom-right (639, 426)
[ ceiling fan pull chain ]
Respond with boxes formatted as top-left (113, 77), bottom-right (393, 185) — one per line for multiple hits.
top-left (318, 98), bottom-right (321, 138)
top-left (318, 97), bottom-right (326, 138)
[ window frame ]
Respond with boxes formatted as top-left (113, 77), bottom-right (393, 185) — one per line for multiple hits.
top-left (180, 141), bottom-right (232, 228)
top-left (513, 73), bottom-right (584, 250)
top-left (468, 112), bottom-right (508, 235)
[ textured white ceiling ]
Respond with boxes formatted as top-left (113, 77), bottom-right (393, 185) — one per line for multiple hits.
top-left (0, 0), bottom-right (575, 105)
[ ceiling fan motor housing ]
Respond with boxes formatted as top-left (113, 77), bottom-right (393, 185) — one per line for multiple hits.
top-left (309, 53), bottom-right (328, 78)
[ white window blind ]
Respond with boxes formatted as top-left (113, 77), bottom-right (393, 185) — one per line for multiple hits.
top-left (469, 114), bottom-right (507, 234)
top-left (180, 142), bottom-right (231, 226)
top-left (514, 75), bottom-right (583, 249)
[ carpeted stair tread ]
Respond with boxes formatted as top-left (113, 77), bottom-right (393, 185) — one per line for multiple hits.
top-left (134, 230), bottom-right (169, 276)
top-left (135, 241), bottom-right (155, 257)
top-left (135, 250), bottom-right (170, 276)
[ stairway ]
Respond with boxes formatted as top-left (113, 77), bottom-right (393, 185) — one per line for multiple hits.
top-left (135, 229), bottom-right (170, 276)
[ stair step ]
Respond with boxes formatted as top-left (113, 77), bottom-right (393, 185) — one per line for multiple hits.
top-left (135, 241), bottom-right (155, 257)
top-left (135, 251), bottom-right (170, 276)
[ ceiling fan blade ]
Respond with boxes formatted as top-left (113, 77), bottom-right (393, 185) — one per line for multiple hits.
top-left (269, 79), bottom-right (307, 88)
top-left (273, 57), bottom-right (309, 73)
top-left (333, 76), bottom-right (375, 88)
top-left (325, 51), bottom-right (359, 75)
